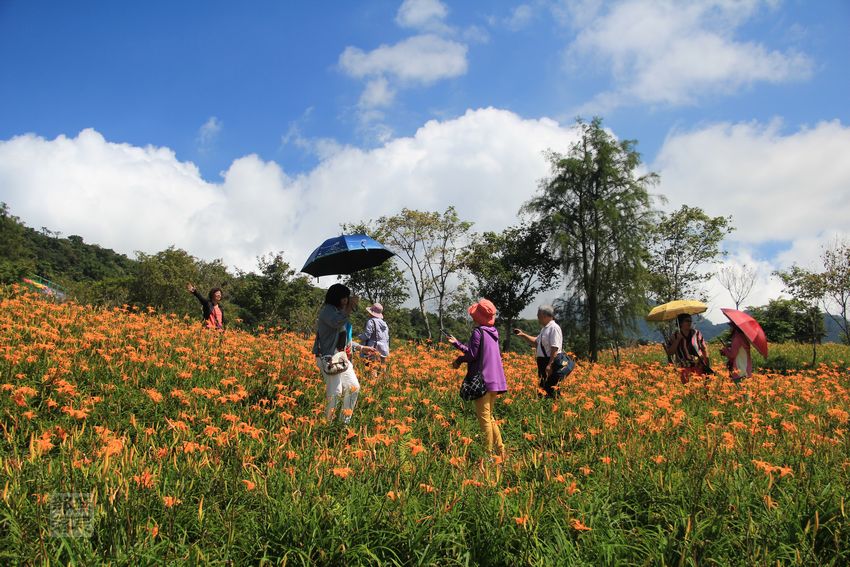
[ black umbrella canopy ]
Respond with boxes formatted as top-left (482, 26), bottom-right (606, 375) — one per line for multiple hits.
top-left (301, 234), bottom-right (395, 277)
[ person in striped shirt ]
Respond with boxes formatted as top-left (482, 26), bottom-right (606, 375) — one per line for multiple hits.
top-left (664, 314), bottom-right (710, 384)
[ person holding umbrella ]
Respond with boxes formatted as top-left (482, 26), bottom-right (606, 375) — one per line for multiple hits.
top-left (302, 233), bottom-right (395, 419)
top-left (720, 322), bottom-right (752, 384)
top-left (313, 283), bottom-right (365, 425)
top-left (664, 313), bottom-right (711, 384)
top-left (647, 300), bottom-right (711, 384)
top-left (718, 307), bottom-right (768, 385)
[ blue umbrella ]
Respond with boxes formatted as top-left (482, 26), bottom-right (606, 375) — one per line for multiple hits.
top-left (301, 234), bottom-right (395, 277)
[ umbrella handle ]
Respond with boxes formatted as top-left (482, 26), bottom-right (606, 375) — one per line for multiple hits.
top-left (660, 329), bottom-right (673, 363)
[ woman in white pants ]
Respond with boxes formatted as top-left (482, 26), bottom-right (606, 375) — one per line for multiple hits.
top-left (312, 284), bottom-right (366, 424)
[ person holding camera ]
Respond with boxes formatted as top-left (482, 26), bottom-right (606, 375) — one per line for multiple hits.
top-left (312, 283), bottom-right (369, 424)
top-left (447, 299), bottom-right (507, 459)
top-left (513, 304), bottom-right (564, 398)
top-left (665, 313), bottom-right (711, 384)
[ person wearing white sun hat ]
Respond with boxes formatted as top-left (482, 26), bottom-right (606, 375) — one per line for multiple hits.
top-left (358, 302), bottom-right (390, 362)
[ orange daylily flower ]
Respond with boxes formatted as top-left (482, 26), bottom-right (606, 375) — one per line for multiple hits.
top-left (332, 467), bottom-right (353, 479)
top-left (163, 496), bottom-right (182, 508)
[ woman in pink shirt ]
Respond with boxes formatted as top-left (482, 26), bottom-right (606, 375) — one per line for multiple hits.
top-left (187, 284), bottom-right (225, 331)
top-left (720, 322), bottom-right (752, 384)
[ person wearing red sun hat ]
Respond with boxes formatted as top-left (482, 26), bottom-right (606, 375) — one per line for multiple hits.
top-left (447, 299), bottom-right (508, 459)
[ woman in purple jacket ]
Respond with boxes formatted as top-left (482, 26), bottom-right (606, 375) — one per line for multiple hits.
top-left (448, 298), bottom-right (507, 459)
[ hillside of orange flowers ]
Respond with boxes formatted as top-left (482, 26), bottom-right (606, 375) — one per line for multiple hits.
top-left (2, 287), bottom-right (849, 565)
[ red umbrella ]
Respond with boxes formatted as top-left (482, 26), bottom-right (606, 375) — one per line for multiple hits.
top-left (720, 308), bottom-right (768, 358)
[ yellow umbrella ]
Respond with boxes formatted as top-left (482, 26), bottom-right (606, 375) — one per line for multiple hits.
top-left (645, 300), bottom-right (708, 322)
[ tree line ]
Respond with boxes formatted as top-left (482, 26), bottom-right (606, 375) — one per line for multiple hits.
top-left (2, 117), bottom-right (848, 359)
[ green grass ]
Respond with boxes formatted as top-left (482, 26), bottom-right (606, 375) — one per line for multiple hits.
top-left (599, 341), bottom-right (850, 371)
top-left (1, 290), bottom-right (849, 565)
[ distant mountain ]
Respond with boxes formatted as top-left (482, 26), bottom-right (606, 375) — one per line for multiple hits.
top-left (630, 316), bottom-right (727, 344)
top-left (824, 315), bottom-right (846, 344)
top-left (632, 313), bottom-right (845, 344)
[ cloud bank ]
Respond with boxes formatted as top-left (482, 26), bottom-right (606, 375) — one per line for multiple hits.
top-left (655, 119), bottom-right (850, 251)
top-left (0, 109), bottom-right (578, 274)
top-left (562, 0), bottom-right (813, 111)
top-left (338, 0), bottom-right (473, 140)
top-left (653, 118), bottom-right (850, 319)
top-left (1, 111), bottom-right (848, 321)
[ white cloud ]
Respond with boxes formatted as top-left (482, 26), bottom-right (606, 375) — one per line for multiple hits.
top-left (340, 0), bottom-right (469, 125)
top-left (0, 110), bottom-right (580, 276)
top-left (197, 116), bottom-right (221, 150)
top-left (462, 25), bottom-right (490, 44)
top-left (339, 34), bottom-right (468, 87)
top-left (281, 108), bottom-right (348, 161)
top-left (505, 4), bottom-right (534, 30)
top-left (774, 230), bottom-right (849, 271)
top-left (702, 248), bottom-right (785, 322)
top-left (282, 125), bottom-right (347, 162)
top-left (0, 129), bottom-right (301, 270)
top-left (339, 32), bottom-right (469, 140)
top-left (4, 113), bottom-right (845, 318)
top-left (655, 119), bottom-right (850, 245)
top-left (396, 0), bottom-right (451, 34)
top-left (359, 77), bottom-right (396, 108)
top-left (551, 0), bottom-right (604, 28)
top-left (655, 118), bottom-right (850, 318)
top-left (564, 0), bottom-right (813, 110)
top-left (354, 108), bottom-right (396, 144)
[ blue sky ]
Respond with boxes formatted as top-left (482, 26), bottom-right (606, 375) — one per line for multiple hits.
top-left (3, 1), bottom-right (847, 178)
top-left (1, 0), bottom-right (849, 317)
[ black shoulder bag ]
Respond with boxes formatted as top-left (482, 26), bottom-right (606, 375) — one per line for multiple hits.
top-left (459, 329), bottom-right (488, 401)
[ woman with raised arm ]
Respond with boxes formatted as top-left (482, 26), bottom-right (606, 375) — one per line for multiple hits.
top-left (187, 284), bottom-right (225, 331)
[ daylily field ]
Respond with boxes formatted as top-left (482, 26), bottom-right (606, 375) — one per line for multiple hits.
top-left (1, 287), bottom-right (849, 565)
